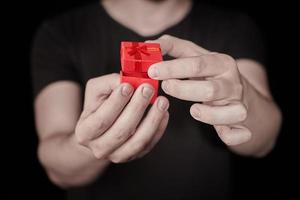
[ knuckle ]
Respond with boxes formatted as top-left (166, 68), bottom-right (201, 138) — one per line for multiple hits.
top-left (131, 95), bottom-right (148, 110)
top-left (186, 40), bottom-right (196, 47)
top-left (75, 131), bottom-right (87, 146)
top-left (205, 82), bottom-right (217, 101)
top-left (126, 155), bottom-right (137, 162)
top-left (160, 34), bottom-right (172, 40)
top-left (192, 57), bottom-right (204, 76)
top-left (91, 147), bottom-right (105, 160)
top-left (109, 73), bottom-right (120, 82)
top-left (220, 54), bottom-right (235, 65)
top-left (80, 108), bottom-right (92, 120)
top-left (83, 120), bottom-right (97, 137)
top-left (74, 124), bottom-right (89, 145)
top-left (113, 128), bottom-right (134, 142)
top-left (132, 141), bottom-right (147, 153)
top-left (127, 99), bottom-right (149, 116)
top-left (96, 116), bottom-right (110, 133)
top-left (109, 155), bottom-right (125, 164)
top-left (218, 54), bottom-right (236, 69)
top-left (110, 73), bottom-right (120, 79)
top-left (133, 100), bottom-right (147, 111)
top-left (86, 78), bottom-right (96, 90)
top-left (149, 114), bottom-right (161, 126)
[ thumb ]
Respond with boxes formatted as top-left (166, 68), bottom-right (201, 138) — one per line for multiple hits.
top-left (146, 35), bottom-right (209, 58)
top-left (83, 73), bottom-right (120, 110)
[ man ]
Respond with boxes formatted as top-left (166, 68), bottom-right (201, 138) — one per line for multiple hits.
top-left (31, 0), bottom-right (282, 199)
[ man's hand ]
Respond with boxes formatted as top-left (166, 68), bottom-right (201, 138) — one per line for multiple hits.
top-left (146, 35), bottom-right (281, 154)
top-left (75, 73), bottom-right (169, 163)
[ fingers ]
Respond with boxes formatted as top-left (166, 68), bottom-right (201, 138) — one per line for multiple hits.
top-left (88, 84), bottom-right (155, 159)
top-left (75, 83), bottom-right (134, 145)
top-left (83, 73), bottom-right (120, 112)
top-left (147, 35), bottom-right (209, 58)
top-left (161, 79), bottom-right (233, 102)
top-left (148, 54), bottom-right (233, 80)
top-left (190, 103), bottom-right (248, 125)
top-left (190, 102), bottom-right (251, 146)
top-left (214, 125), bottom-right (252, 146)
top-left (108, 97), bottom-right (169, 163)
top-left (146, 35), bottom-right (252, 148)
top-left (136, 112), bottom-right (169, 159)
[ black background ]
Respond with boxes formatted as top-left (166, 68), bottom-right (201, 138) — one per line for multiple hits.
top-left (3, 0), bottom-right (298, 199)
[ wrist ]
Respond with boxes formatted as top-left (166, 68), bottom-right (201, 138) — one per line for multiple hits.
top-left (44, 134), bottom-right (111, 188)
top-left (68, 133), bottom-right (111, 167)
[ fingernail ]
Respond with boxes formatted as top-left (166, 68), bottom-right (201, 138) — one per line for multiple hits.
top-left (157, 98), bottom-right (169, 111)
top-left (142, 86), bottom-right (154, 99)
top-left (239, 132), bottom-right (252, 144)
top-left (161, 81), bottom-right (169, 92)
top-left (148, 66), bottom-right (159, 78)
top-left (191, 106), bottom-right (201, 118)
top-left (121, 84), bottom-right (133, 96)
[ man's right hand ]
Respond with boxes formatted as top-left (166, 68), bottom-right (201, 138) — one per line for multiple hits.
top-left (75, 73), bottom-right (169, 163)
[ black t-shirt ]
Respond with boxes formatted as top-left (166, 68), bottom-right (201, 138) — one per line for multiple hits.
top-left (31, 1), bottom-right (265, 200)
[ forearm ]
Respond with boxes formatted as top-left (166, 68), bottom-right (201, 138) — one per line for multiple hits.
top-left (38, 133), bottom-right (110, 188)
top-left (229, 77), bottom-right (282, 157)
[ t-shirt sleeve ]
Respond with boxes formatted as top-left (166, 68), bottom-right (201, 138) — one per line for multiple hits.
top-left (222, 14), bottom-right (266, 66)
top-left (31, 21), bottom-right (80, 98)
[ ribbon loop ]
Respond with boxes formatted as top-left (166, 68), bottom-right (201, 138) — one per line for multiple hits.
top-left (126, 42), bottom-right (158, 72)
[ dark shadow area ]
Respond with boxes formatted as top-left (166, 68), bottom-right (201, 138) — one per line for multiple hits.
top-left (4, 0), bottom-right (297, 199)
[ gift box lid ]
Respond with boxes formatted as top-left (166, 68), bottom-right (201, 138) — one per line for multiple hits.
top-left (121, 41), bottom-right (162, 73)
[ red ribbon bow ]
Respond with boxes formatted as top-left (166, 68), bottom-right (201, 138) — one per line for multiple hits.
top-left (127, 42), bottom-right (151, 72)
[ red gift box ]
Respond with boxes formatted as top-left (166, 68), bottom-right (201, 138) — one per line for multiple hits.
top-left (120, 42), bottom-right (162, 104)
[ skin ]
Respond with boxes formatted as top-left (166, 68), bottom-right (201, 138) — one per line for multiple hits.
top-left (147, 35), bottom-right (281, 156)
top-left (101, 0), bottom-right (192, 36)
top-left (35, 0), bottom-right (281, 188)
